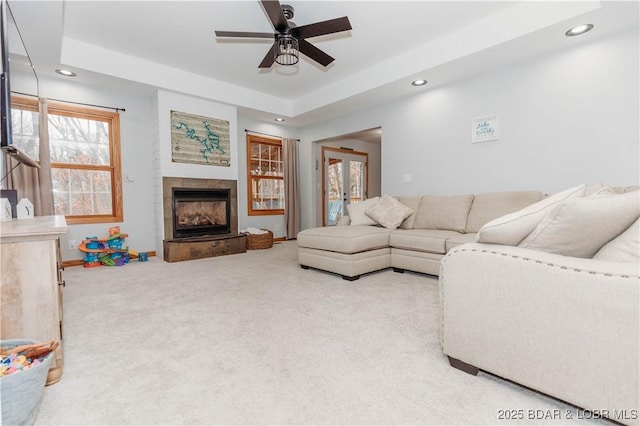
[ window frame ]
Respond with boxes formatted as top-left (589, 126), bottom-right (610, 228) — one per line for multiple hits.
top-left (12, 97), bottom-right (123, 224)
top-left (246, 134), bottom-right (285, 216)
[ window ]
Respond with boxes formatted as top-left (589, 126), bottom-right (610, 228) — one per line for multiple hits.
top-left (246, 134), bottom-right (284, 215)
top-left (12, 97), bottom-right (123, 224)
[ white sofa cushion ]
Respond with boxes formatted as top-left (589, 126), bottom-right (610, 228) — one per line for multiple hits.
top-left (519, 190), bottom-right (640, 258)
top-left (445, 233), bottom-right (478, 252)
top-left (390, 229), bottom-right (463, 254)
top-left (593, 218), bottom-right (640, 263)
top-left (346, 197), bottom-right (380, 226)
top-left (465, 191), bottom-right (544, 233)
top-left (476, 184), bottom-right (586, 246)
top-left (365, 194), bottom-right (413, 230)
top-left (413, 194), bottom-right (474, 233)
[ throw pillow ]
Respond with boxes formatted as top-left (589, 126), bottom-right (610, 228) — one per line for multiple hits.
top-left (412, 194), bottom-right (474, 232)
top-left (336, 216), bottom-right (351, 226)
top-left (346, 197), bottom-right (380, 226)
top-left (476, 184), bottom-right (586, 245)
top-left (593, 218), bottom-right (639, 263)
top-left (365, 194), bottom-right (414, 230)
top-left (518, 190), bottom-right (640, 258)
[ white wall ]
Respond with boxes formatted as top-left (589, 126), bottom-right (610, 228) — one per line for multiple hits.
top-left (298, 27), bottom-right (639, 230)
top-left (152, 89), bottom-right (238, 252)
top-left (236, 115), bottom-right (298, 239)
top-left (33, 76), bottom-right (157, 261)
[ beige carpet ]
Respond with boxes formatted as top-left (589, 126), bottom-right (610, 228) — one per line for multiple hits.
top-left (35, 241), bottom-right (608, 425)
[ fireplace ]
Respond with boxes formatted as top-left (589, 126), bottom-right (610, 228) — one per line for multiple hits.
top-left (162, 178), bottom-right (245, 262)
top-left (172, 188), bottom-right (231, 238)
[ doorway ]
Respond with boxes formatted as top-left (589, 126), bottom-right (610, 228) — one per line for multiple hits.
top-left (322, 147), bottom-right (368, 226)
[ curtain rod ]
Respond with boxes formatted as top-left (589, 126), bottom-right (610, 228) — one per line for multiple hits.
top-left (244, 128), bottom-right (299, 141)
top-left (12, 91), bottom-right (126, 112)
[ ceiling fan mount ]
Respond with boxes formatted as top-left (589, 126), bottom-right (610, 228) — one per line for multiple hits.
top-left (281, 4), bottom-right (294, 21)
top-left (215, 0), bottom-right (352, 69)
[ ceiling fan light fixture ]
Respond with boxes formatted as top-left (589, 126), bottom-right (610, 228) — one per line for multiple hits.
top-left (275, 34), bottom-right (299, 66)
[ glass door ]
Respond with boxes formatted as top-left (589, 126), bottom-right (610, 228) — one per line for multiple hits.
top-left (323, 148), bottom-right (368, 225)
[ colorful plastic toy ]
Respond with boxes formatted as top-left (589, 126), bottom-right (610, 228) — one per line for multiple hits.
top-left (77, 226), bottom-right (133, 268)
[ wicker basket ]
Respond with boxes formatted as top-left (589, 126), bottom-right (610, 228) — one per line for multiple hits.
top-left (1, 339), bottom-right (54, 426)
top-left (245, 229), bottom-right (273, 250)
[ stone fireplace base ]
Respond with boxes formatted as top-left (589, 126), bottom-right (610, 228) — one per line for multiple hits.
top-left (163, 234), bottom-right (247, 262)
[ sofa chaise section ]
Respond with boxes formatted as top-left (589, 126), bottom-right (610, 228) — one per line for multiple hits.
top-left (297, 225), bottom-right (392, 280)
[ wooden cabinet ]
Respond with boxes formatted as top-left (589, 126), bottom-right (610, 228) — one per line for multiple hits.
top-left (0, 215), bottom-right (67, 385)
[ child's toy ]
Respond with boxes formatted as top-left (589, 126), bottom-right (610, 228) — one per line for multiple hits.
top-left (77, 226), bottom-right (134, 268)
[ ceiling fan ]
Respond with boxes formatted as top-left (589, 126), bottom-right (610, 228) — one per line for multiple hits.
top-left (215, 0), bottom-right (352, 68)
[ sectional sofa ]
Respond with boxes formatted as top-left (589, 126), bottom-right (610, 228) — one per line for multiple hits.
top-left (298, 185), bottom-right (639, 425)
top-left (297, 190), bottom-right (544, 280)
top-left (440, 185), bottom-right (639, 426)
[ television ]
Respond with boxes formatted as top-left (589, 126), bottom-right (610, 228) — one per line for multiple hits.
top-left (0, 0), bottom-right (39, 168)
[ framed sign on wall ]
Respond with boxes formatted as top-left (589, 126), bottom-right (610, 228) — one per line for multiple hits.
top-left (472, 115), bottom-right (499, 143)
top-left (171, 110), bottom-right (231, 166)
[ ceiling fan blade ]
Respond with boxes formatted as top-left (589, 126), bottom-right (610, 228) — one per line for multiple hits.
top-left (215, 31), bottom-right (275, 39)
top-left (293, 17), bottom-right (352, 40)
top-left (261, 0), bottom-right (289, 33)
top-left (299, 39), bottom-right (334, 67)
top-left (258, 42), bottom-right (277, 68)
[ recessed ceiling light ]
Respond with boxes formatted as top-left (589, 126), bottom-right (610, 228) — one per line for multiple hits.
top-left (411, 79), bottom-right (428, 87)
top-left (55, 69), bottom-right (77, 77)
top-left (274, 118), bottom-right (285, 122)
top-left (565, 24), bottom-right (594, 37)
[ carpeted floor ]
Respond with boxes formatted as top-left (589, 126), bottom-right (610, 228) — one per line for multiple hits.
top-left (35, 241), bottom-right (609, 425)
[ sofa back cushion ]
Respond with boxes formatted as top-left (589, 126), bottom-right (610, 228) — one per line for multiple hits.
top-left (476, 184), bottom-right (586, 246)
top-left (396, 196), bottom-right (422, 229)
top-left (612, 185), bottom-right (640, 194)
top-left (412, 194), bottom-right (474, 233)
top-left (465, 191), bottom-right (544, 233)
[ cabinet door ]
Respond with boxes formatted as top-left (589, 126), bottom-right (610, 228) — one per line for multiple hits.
top-left (0, 238), bottom-right (64, 384)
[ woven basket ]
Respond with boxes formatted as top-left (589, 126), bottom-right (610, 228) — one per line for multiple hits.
top-left (246, 229), bottom-right (273, 250)
top-left (1, 339), bottom-right (54, 426)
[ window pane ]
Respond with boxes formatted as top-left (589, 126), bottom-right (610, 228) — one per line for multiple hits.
top-left (247, 136), bottom-right (285, 215)
top-left (49, 115), bottom-right (110, 165)
top-left (349, 161), bottom-right (363, 203)
top-left (10, 109), bottom-right (40, 161)
top-left (251, 177), bottom-right (284, 210)
top-left (52, 168), bottom-right (112, 215)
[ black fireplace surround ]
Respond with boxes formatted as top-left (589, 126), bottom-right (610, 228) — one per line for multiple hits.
top-left (172, 187), bottom-right (231, 238)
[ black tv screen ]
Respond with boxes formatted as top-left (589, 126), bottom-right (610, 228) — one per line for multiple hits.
top-left (0, 0), bottom-right (39, 168)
